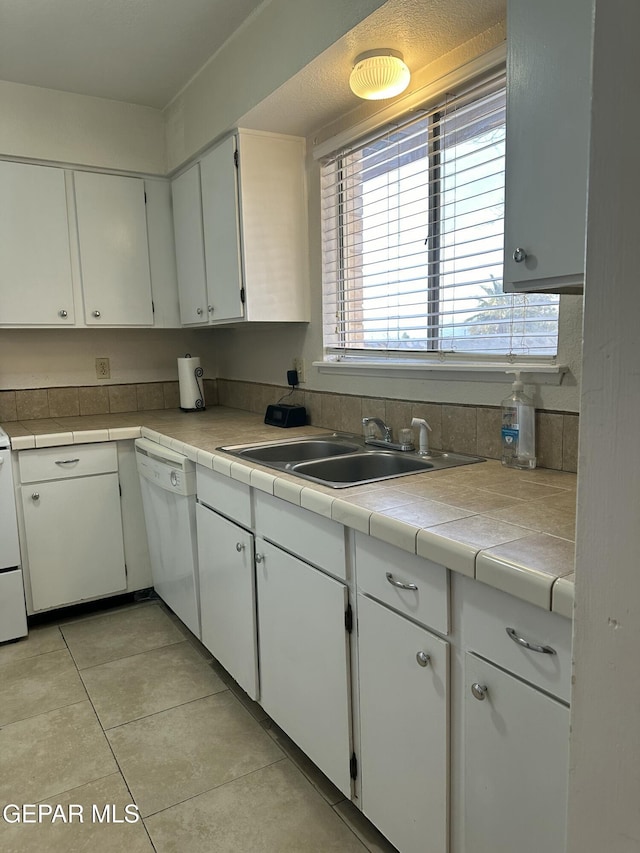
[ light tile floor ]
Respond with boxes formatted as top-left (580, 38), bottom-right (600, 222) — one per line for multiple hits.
top-left (0, 601), bottom-right (397, 853)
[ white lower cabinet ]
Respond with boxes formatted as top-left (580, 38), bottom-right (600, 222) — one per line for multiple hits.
top-left (463, 653), bottom-right (570, 853)
top-left (357, 593), bottom-right (449, 853)
top-left (196, 502), bottom-right (258, 700)
top-left (255, 536), bottom-right (353, 797)
top-left (20, 445), bottom-right (126, 612)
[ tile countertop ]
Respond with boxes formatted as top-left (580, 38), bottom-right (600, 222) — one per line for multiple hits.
top-left (2, 407), bottom-right (576, 619)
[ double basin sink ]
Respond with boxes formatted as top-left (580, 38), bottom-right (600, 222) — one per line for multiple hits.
top-left (219, 434), bottom-right (484, 488)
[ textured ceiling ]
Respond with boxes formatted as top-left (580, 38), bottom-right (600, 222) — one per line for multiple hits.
top-left (241, 0), bottom-right (506, 139)
top-left (0, 0), bottom-right (265, 108)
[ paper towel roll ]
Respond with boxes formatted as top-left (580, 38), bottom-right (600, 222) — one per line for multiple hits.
top-left (178, 355), bottom-right (205, 411)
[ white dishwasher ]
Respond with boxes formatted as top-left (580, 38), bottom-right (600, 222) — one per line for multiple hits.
top-left (135, 439), bottom-right (200, 639)
top-left (0, 427), bottom-right (28, 643)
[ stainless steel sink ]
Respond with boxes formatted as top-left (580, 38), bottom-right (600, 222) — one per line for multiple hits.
top-left (234, 438), bottom-right (360, 464)
top-left (218, 434), bottom-right (485, 488)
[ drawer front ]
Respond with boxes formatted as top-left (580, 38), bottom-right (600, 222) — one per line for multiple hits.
top-left (197, 466), bottom-right (251, 528)
top-left (254, 492), bottom-right (346, 581)
top-left (355, 533), bottom-right (449, 635)
top-left (460, 576), bottom-right (572, 703)
top-left (19, 442), bottom-right (117, 484)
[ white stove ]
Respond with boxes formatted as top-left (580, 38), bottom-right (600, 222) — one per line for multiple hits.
top-left (0, 427), bottom-right (28, 642)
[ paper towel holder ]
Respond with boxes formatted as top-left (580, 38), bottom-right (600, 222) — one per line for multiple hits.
top-left (179, 353), bottom-right (206, 412)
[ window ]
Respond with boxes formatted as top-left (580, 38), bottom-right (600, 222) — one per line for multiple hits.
top-left (320, 73), bottom-right (559, 364)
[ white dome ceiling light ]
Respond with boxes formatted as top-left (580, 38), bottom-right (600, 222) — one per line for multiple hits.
top-left (349, 49), bottom-right (411, 100)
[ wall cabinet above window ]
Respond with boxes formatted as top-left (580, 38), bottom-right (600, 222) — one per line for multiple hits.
top-left (503, 0), bottom-right (592, 295)
top-left (171, 129), bottom-right (310, 327)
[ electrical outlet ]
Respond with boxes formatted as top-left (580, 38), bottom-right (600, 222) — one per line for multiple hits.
top-left (293, 357), bottom-right (305, 383)
top-left (95, 357), bottom-right (110, 379)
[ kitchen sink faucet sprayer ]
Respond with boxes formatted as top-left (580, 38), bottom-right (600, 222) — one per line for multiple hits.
top-left (411, 418), bottom-right (432, 456)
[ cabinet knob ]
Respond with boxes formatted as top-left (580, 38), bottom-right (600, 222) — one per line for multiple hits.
top-left (208, 305), bottom-right (214, 313)
top-left (31, 492), bottom-right (40, 501)
top-left (255, 553), bottom-right (264, 563)
top-left (92, 310), bottom-right (101, 318)
top-left (236, 542), bottom-right (245, 552)
top-left (416, 651), bottom-right (430, 668)
top-left (196, 308), bottom-right (204, 316)
top-left (513, 247), bottom-right (528, 263)
top-left (471, 683), bottom-right (488, 701)
top-left (58, 309), bottom-right (68, 318)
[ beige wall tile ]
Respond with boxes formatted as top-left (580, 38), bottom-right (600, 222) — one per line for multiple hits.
top-left (477, 407), bottom-right (502, 459)
top-left (563, 414), bottom-right (579, 472)
top-left (411, 402), bottom-right (442, 450)
top-left (361, 397), bottom-right (386, 422)
top-left (16, 389), bottom-right (49, 420)
top-left (163, 381), bottom-right (180, 409)
top-left (136, 383), bottom-right (165, 411)
top-left (442, 405), bottom-right (477, 454)
top-left (385, 399), bottom-right (413, 439)
top-left (319, 393), bottom-right (341, 429)
top-left (48, 387), bottom-right (80, 418)
top-left (203, 378), bottom-right (219, 406)
top-left (304, 391), bottom-right (323, 426)
top-left (108, 385), bottom-right (137, 414)
top-left (340, 395), bottom-right (363, 434)
top-left (216, 379), bottom-right (231, 406)
top-left (536, 412), bottom-right (564, 470)
top-left (0, 391), bottom-right (18, 422)
top-left (78, 386), bottom-right (110, 416)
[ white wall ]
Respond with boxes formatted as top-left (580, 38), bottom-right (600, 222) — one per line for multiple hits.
top-left (0, 329), bottom-right (217, 389)
top-left (164, 0), bottom-right (387, 171)
top-left (0, 80), bottom-right (165, 174)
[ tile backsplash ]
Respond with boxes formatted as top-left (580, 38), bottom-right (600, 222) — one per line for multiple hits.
top-left (0, 378), bottom-right (577, 473)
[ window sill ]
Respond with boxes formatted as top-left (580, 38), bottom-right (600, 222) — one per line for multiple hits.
top-left (313, 359), bottom-right (569, 385)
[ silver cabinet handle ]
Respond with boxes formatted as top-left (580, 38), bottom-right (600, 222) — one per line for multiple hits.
top-left (58, 309), bottom-right (68, 318)
top-left (471, 683), bottom-right (488, 701)
top-left (55, 458), bottom-right (80, 465)
top-left (416, 651), bottom-right (430, 667)
top-left (196, 308), bottom-right (204, 316)
top-left (32, 492), bottom-right (40, 501)
top-left (208, 305), bottom-right (214, 313)
top-left (513, 247), bottom-right (527, 263)
top-left (236, 542), bottom-right (245, 552)
top-left (255, 553), bottom-right (264, 563)
top-left (92, 310), bottom-right (101, 318)
top-left (506, 627), bottom-right (556, 655)
top-left (386, 572), bottom-right (417, 591)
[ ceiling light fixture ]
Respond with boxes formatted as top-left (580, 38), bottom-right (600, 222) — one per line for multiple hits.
top-left (349, 49), bottom-right (411, 100)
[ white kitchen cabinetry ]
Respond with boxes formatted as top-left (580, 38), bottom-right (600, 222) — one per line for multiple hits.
top-left (463, 653), bottom-right (570, 853)
top-left (503, 0), bottom-right (592, 294)
top-left (0, 161), bottom-right (75, 325)
top-left (172, 129), bottom-right (309, 326)
top-left (255, 536), bottom-right (353, 797)
top-left (74, 171), bottom-right (154, 325)
top-left (357, 593), bottom-right (449, 853)
top-left (18, 444), bottom-right (126, 612)
top-left (196, 502), bottom-right (258, 700)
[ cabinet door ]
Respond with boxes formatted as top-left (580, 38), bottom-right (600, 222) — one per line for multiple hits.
top-left (464, 653), bottom-right (570, 853)
top-left (358, 593), bottom-right (449, 853)
top-left (22, 473), bottom-right (126, 611)
top-left (196, 503), bottom-right (258, 700)
top-left (0, 161), bottom-right (74, 325)
top-left (256, 537), bottom-right (352, 796)
top-left (503, 0), bottom-right (591, 293)
top-left (171, 164), bottom-right (208, 326)
top-left (200, 136), bottom-right (244, 322)
top-left (74, 171), bottom-right (153, 325)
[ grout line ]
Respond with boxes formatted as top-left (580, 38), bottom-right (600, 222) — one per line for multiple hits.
top-left (75, 639), bottom-right (188, 673)
top-left (100, 687), bottom-right (232, 733)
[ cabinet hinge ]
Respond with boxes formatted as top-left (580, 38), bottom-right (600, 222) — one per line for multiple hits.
top-left (350, 752), bottom-right (358, 781)
top-left (144, 191), bottom-right (147, 203)
top-left (118, 483), bottom-right (122, 497)
top-left (240, 287), bottom-right (246, 305)
top-left (124, 564), bottom-right (128, 578)
top-left (234, 149), bottom-right (239, 168)
top-left (345, 603), bottom-right (353, 634)
top-left (152, 300), bottom-right (155, 314)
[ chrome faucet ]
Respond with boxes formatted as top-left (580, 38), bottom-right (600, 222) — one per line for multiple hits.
top-left (362, 417), bottom-right (414, 451)
top-left (362, 417), bottom-right (393, 442)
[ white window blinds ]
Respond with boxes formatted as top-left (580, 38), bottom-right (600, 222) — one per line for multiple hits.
top-left (320, 73), bottom-right (559, 361)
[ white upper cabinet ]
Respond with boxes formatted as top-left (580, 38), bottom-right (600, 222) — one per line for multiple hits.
top-left (503, 0), bottom-right (592, 294)
top-left (0, 161), bottom-right (75, 325)
top-left (74, 171), bottom-right (154, 325)
top-left (172, 129), bottom-right (310, 327)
